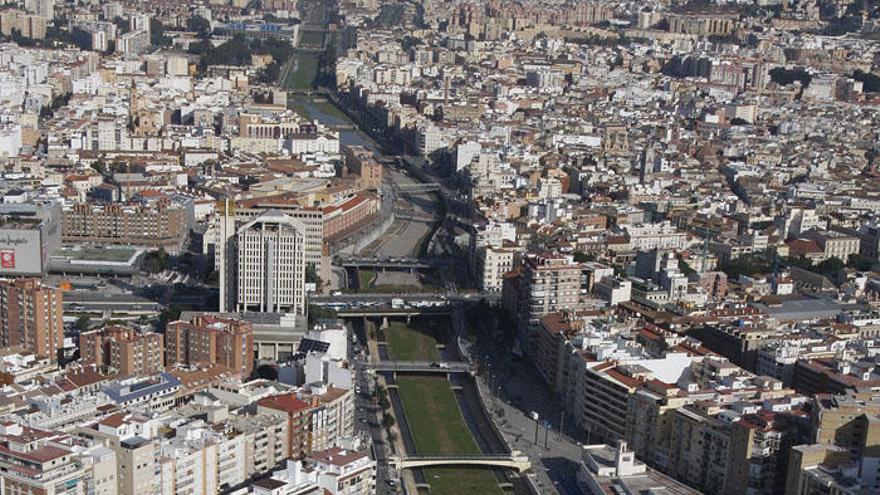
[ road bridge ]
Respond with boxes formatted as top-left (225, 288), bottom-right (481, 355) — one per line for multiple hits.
top-left (368, 361), bottom-right (472, 373)
top-left (388, 453), bottom-right (531, 473)
top-left (339, 256), bottom-right (447, 270)
top-left (335, 307), bottom-right (452, 318)
top-left (396, 183), bottom-right (441, 193)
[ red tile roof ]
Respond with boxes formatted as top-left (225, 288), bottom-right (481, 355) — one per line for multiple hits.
top-left (257, 393), bottom-right (313, 415)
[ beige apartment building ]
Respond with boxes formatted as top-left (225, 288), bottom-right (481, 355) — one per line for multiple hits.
top-left (62, 201), bottom-right (189, 253)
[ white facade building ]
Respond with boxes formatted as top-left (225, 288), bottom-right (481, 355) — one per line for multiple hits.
top-left (236, 210), bottom-right (306, 314)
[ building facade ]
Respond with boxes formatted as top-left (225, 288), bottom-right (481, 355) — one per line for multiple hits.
top-left (166, 314), bottom-right (254, 377)
top-left (80, 325), bottom-right (164, 377)
top-left (236, 211), bottom-right (306, 314)
top-left (62, 201), bottom-right (189, 253)
top-left (0, 278), bottom-right (63, 359)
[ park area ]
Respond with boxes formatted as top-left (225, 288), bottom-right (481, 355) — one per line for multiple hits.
top-left (385, 320), bottom-right (439, 362)
top-left (283, 52), bottom-right (320, 90)
top-left (298, 30), bottom-right (324, 48)
top-left (384, 320), bottom-right (504, 495)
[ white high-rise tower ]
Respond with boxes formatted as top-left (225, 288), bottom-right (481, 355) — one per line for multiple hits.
top-left (236, 210), bottom-right (306, 314)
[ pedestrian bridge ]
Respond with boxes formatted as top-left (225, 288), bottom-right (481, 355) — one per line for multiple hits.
top-left (368, 361), bottom-right (473, 373)
top-left (389, 453), bottom-right (531, 473)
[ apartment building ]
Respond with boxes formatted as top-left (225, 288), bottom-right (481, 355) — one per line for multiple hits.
top-left (62, 201), bottom-right (189, 253)
top-left (515, 254), bottom-right (590, 346)
top-left (666, 405), bottom-right (736, 494)
top-left (322, 193), bottom-right (379, 242)
top-left (0, 278), bottom-right (63, 359)
top-left (625, 379), bottom-right (692, 473)
top-left (102, 373), bottom-right (181, 414)
top-left (784, 443), bottom-right (853, 495)
top-left (0, 201), bottom-right (62, 277)
top-left (254, 447), bottom-right (376, 495)
top-left (0, 10), bottom-right (47, 39)
top-left (802, 229), bottom-right (861, 263)
top-left (808, 395), bottom-right (880, 453)
top-left (305, 386), bottom-right (355, 453)
top-left (857, 221), bottom-right (880, 261)
top-left (792, 359), bottom-right (880, 399)
top-left (79, 414), bottom-right (161, 495)
top-left (257, 393), bottom-right (316, 459)
top-left (229, 412), bottom-right (291, 477)
top-left (157, 422), bottom-right (246, 495)
top-left (577, 442), bottom-right (701, 495)
top-left (622, 222), bottom-right (691, 251)
top-left (726, 411), bottom-right (810, 495)
top-left (342, 145), bottom-right (383, 190)
top-left (79, 325), bottom-right (164, 376)
top-left (557, 349), bottom-right (694, 445)
top-left (0, 422), bottom-right (88, 495)
top-left (166, 314), bottom-right (254, 377)
top-left (475, 246), bottom-right (516, 292)
top-left (533, 312), bottom-right (581, 387)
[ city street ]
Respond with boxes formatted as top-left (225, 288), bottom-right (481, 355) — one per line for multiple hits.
top-left (454, 310), bottom-right (586, 495)
top-left (350, 322), bottom-right (400, 494)
top-left (360, 167), bottom-right (439, 259)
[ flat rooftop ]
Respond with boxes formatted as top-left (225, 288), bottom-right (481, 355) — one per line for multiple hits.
top-left (55, 246), bottom-right (141, 263)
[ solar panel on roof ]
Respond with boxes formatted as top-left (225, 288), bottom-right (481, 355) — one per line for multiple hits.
top-left (297, 338), bottom-right (330, 354)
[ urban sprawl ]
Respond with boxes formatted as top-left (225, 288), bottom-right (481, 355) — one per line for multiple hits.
top-left (0, 0), bottom-right (879, 494)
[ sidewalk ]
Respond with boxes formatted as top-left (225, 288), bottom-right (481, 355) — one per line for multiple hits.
top-left (368, 324), bottom-right (419, 495)
top-left (456, 311), bottom-right (584, 495)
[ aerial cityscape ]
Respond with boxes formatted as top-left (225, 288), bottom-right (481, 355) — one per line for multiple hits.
top-left (0, 0), bottom-right (878, 494)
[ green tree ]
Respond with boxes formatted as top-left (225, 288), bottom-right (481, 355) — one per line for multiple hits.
top-left (112, 16), bottom-right (129, 34)
top-left (769, 67), bottom-right (812, 88)
top-left (382, 415), bottom-right (396, 429)
top-left (815, 257), bottom-right (845, 275)
top-left (783, 255), bottom-right (814, 271)
top-left (846, 254), bottom-right (877, 271)
top-left (572, 251), bottom-right (595, 263)
top-left (853, 70), bottom-right (880, 93)
top-left (307, 304), bottom-right (337, 326)
top-left (159, 304), bottom-right (185, 329)
top-left (90, 159), bottom-right (106, 175)
top-left (678, 259), bottom-right (697, 276)
top-left (150, 18), bottom-right (173, 47)
top-left (186, 16), bottom-right (211, 39)
top-left (75, 314), bottom-right (91, 333)
top-left (255, 364), bottom-right (278, 380)
top-left (305, 262), bottom-right (323, 290)
top-left (142, 249), bottom-right (170, 274)
top-left (720, 250), bottom-right (774, 279)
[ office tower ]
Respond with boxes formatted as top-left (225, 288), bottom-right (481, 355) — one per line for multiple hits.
top-left (218, 198), bottom-right (237, 313)
top-left (236, 210), bottom-right (306, 314)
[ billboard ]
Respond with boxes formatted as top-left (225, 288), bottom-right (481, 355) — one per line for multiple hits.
top-left (0, 229), bottom-right (42, 275)
top-left (0, 250), bottom-right (14, 268)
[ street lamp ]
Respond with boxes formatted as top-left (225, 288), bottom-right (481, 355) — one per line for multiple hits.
top-left (531, 411), bottom-right (540, 445)
top-left (544, 420), bottom-right (550, 449)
